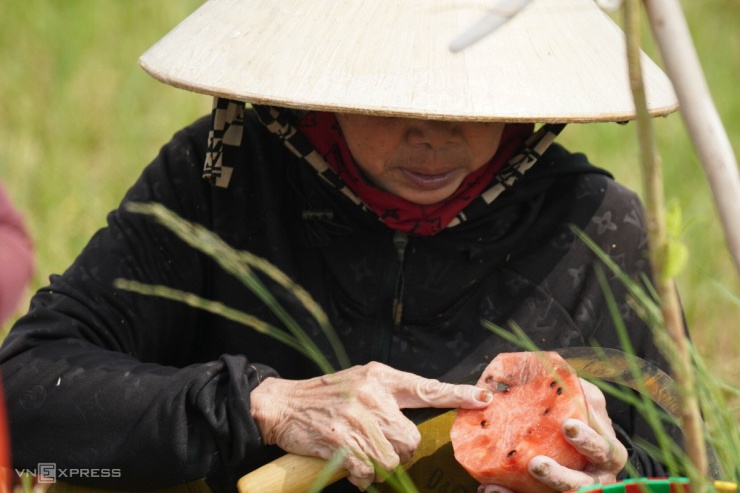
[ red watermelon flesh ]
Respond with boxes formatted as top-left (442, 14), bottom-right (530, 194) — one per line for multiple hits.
top-left (450, 351), bottom-right (590, 493)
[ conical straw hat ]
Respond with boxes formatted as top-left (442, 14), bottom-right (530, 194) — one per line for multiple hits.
top-left (139, 0), bottom-right (678, 123)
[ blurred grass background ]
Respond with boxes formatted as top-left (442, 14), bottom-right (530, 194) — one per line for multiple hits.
top-left (1, 1), bottom-right (738, 386)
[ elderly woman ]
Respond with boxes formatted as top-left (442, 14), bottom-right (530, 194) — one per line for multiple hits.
top-left (0, 1), bottom-right (681, 492)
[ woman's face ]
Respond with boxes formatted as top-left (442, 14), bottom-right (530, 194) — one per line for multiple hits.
top-left (335, 113), bottom-right (506, 205)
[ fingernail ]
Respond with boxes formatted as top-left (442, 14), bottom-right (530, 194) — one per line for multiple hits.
top-left (564, 422), bottom-right (579, 438)
top-left (478, 389), bottom-right (493, 403)
top-left (533, 463), bottom-right (550, 476)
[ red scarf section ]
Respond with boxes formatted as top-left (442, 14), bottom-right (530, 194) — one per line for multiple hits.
top-left (296, 111), bottom-right (533, 236)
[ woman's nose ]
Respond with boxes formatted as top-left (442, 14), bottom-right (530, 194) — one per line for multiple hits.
top-left (406, 120), bottom-right (462, 150)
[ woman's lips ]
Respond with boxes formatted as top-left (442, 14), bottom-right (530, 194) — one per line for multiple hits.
top-left (398, 168), bottom-right (459, 191)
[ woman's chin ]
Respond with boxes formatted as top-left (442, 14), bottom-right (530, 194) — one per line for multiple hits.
top-left (397, 188), bottom-right (457, 205)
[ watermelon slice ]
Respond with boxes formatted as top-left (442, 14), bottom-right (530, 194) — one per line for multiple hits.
top-left (450, 351), bottom-right (590, 493)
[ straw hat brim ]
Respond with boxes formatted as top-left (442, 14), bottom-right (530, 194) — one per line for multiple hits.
top-left (139, 0), bottom-right (678, 123)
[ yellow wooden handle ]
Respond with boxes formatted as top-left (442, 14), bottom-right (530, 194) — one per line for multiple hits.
top-left (237, 453), bottom-right (348, 493)
top-left (237, 410), bottom-right (477, 493)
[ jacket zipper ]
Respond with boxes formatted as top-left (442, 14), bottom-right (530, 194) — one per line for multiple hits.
top-left (371, 230), bottom-right (408, 363)
top-left (391, 231), bottom-right (408, 327)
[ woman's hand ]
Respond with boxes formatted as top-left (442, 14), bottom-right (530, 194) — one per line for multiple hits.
top-left (250, 362), bottom-right (492, 490)
top-left (479, 379), bottom-right (629, 493)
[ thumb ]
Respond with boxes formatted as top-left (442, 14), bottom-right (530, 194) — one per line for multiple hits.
top-left (395, 375), bottom-right (493, 409)
top-left (479, 485), bottom-right (516, 493)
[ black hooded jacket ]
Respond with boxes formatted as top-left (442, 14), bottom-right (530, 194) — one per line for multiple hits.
top-left (0, 109), bottom-right (669, 492)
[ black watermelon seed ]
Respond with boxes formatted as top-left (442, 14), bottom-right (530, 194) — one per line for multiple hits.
top-left (507, 450), bottom-right (517, 458)
top-left (496, 382), bottom-right (511, 393)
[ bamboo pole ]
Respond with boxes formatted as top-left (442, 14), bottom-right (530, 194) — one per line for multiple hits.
top-left (624, 0), bottom-right (707, 488)
top-left (643, 0), bottom-right (740, 280)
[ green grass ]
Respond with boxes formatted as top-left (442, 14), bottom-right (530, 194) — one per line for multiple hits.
top-left (1, 0), bottom-right (739, 392)
top-left (559, 0), bottom-right (740, 387)
top-left (0, 0), bottom-right (208, 295)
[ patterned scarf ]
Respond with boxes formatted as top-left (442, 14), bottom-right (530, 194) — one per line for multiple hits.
top-left (203, 98), bottom-right (565, 236)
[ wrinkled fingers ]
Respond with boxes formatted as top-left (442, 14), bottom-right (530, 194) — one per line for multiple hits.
top-left (478, 484), bottom-right (516, 493)
top-left (528, 456), bottom-right (598, 492)
top-left (374, 406), bottom-right (421, 465)
top-left (404, 376), bottom-right (493, 409)
top-left (360, 362), bottom-right (492, 410)
top-left (348, 411), bottom-right (401, 462)
top-left (562, 419), bottom-right (627, 473)
top-left (342, 449), bottom-right (376, 491)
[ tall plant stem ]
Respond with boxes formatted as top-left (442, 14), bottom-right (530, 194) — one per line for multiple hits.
top-left (624, 0), bottom-right (707, 488)
top-left (643, 0), bottom-right (740, 280)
